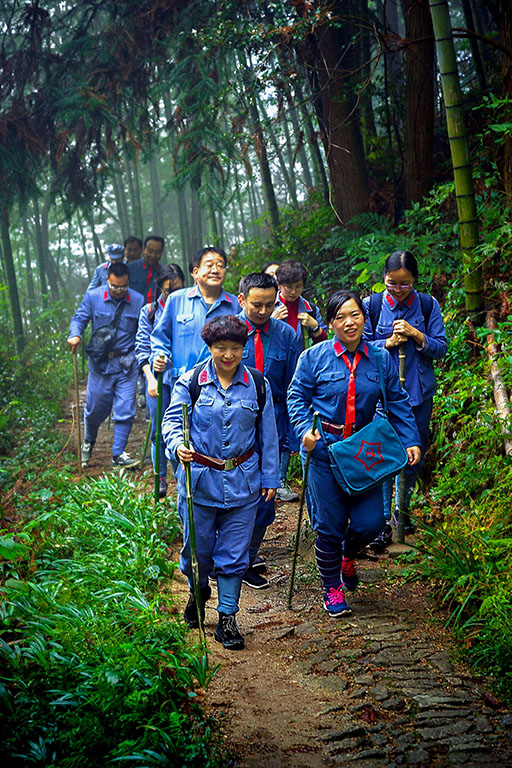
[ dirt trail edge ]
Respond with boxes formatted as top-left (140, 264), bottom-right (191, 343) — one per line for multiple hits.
top-left (192, 503), bottom-right (512, 768)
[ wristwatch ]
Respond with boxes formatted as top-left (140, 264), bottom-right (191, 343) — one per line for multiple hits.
top-left (311, 324), bottom-right (320, 333)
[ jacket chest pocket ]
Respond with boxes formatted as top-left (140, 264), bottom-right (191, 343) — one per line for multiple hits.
top-left (176, 313), bottom-right (195, 335)
top-left (119, 310), bottom-right (139, 333)
top-left (239, 399), bottom-right (258, 430)
top-left (192, 394), bottom-right (215, 429)
top-left (317, 371), bottom-right (346, 388)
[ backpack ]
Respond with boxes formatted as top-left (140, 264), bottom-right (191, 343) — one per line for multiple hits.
top-left (368, 291), bottom-right (434, 335)
top-left (188, 362), bottom-right (267, 431)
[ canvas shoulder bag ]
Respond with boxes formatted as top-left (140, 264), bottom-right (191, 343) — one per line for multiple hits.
top-left (85, 299), bottom-right (126, 368)
top-left (321, 345), bottom-right (408, 495)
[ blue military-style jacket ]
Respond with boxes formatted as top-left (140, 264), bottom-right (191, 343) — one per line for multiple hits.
top-left (287, 337), bottom-right (420, 462)
top-left (273, 293), bottom-right (327, 354)
top-left (135, 297), bottom-right (173, 387)
top-left (163, 359), bottom-right (280, 508)
top-left (362, 290), bottom-right (447, 407)
top-left (150, 284), bottom-right (241, 380)
top-left (86, 262), bottom-right (109, 292)
top-left (128, 258), bottom-right (159, 303)
top-left (68, 286), bottom-right (144, 375)
top-left (239, 310), bottom-right (298, 446)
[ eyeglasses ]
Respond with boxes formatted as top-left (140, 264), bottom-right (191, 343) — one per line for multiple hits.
top-left (202, 261), bottom-right (226, 272)
top-left (385, 281), bottom-right (413, 290)
top-left (108, 283), bottom-right (129, 293)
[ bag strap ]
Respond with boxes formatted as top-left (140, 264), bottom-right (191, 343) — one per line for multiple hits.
top-left (111, 299), bottom-right (126, 329)
top-left (418, 292), bottom-right (434, 329)
top-left (368, 292), bottom-right (384, 335)
top-left (189, 362), bottom-right (266, 428)
top-left (372, 345), bottom-right (388, 415)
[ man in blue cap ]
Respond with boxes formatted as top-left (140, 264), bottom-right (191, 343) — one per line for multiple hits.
top-left (86, 243), bottom-right (125, 292)
top-left (68, 262), bottom-right (145, 469)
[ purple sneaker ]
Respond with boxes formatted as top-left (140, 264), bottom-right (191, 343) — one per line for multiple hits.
top-left (323, 585), bottom-right (352, 618)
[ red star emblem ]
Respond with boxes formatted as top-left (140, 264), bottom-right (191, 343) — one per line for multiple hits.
top-left (354, 441), bottom-right (384, 471)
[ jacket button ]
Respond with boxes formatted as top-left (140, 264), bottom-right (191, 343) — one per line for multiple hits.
top-left (226, 421), bottom-right (231, 427)
top-left (224, 440), bottom-right (229, 446)
top-left (226, 401), bottom-right (231, 406)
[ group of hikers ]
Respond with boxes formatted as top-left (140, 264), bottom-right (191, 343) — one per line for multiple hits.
top-left (68, 239), bottom-right (447, 650)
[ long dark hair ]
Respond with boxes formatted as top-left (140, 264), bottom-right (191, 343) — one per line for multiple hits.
top-left (147, 264), bottom-right (184, 323)
top-left (384, 250), bottom-right (418, 279)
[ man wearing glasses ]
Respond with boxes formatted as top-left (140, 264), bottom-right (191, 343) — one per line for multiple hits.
top-left (150, 246), bottom-right (240, 386)
top-left (68, 262), bottom-right (144, 469)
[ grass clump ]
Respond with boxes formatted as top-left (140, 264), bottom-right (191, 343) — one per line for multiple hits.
top-left (0, 473), bottom-right (225, 767)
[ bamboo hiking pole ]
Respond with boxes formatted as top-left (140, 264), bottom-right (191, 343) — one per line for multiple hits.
top-left (154, 371), bottom-right (163, 505)
top-left (140, 419), bottom-right (152, 470)
top-left (73, 349), bottom-right (82, 478)
top-left (397, 343), bottom-right (407, 544)
top-left (288, 411), bottom-right (319, 609)
top-left (182, 402), bottom-right (206, 649)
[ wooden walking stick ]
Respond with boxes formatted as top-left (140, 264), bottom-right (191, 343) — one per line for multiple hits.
top-left (182, 402), bottom-right (207, 650)
top-left (288, 411), bottom-right (319, 609)
top-left (72, 349), bottom-right (82, 478)
top-left (397, 342), bottom-right (407, 544)
top-left (154, 371), bottom-right (163, 505)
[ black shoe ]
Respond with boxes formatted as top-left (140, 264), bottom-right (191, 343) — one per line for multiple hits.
top-left (252, 555), bottom-right (266, 574)
top-left (369, 523), bottom-right (393, 552)
top-left (112, 452), bottom-right (139, 468)
top-left (392, 511), bottom-right (416, 535)
top-left (158, 477), bottom-right (168, 498)
top-left (242, 566), bottom-right (269, 589)
top-left (214, 612), bottom-right (245, 650)
top-left (184, 586), bottom-right (211, 629)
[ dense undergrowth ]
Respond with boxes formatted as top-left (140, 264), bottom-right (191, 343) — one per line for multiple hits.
top-left (0, 474), bottom-right (225, 767)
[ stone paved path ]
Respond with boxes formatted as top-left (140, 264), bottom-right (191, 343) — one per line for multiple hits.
top-left (196, 505), bottom-right (512, 768)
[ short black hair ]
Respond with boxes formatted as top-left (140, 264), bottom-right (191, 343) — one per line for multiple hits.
top-left (189, 246), bottom-right (227, 272)
top-left (384, 250), bottom-right (418, 279)
top-left (107, 262), bottom-right (130, 278)
top-left (124, 236), bottom-right (142, 248)
top-left (201, 315), bottom-right (248, 346)
top-left (239, 272), bottom-right (278, 296)
top-left (143, 235), bottom-right (165, 249)
top-left (276, 260), bottom-right (308, 286)
top-left (326, 290), bottom-right (365, 324)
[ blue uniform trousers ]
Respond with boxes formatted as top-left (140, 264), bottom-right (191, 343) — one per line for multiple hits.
top-left (303, 447), bottom-right (385, 557)
top-left (177, 496), bottom-right (258, 614)
top-left (146, 381), bottom-right (171, 478)
top-left (382, 397), bottom-right (433, 517)
top-left (84, 363), bottom-right (138, 456)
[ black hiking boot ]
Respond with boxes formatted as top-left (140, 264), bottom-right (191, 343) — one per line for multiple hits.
top-left (214, 612), bottom-right (245, 650)
top-left (184, 585), bottom-right (211, 629)
top-left (369, 522), bottom-right (393, 553)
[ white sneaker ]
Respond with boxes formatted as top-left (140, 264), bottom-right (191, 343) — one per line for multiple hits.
top-left (112, 452), bottom-right (138, 469)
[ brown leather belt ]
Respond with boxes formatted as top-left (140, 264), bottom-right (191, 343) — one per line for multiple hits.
top-left (321, 419), bottom-right (345, 437)
top-left (191, 447), bottom-right (254, 471)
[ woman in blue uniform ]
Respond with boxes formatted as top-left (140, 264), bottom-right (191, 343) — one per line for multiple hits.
top-left (162, 315), bottom-right (279, 649)
top-left (135, 264), bottom-right (184, 497)
top-left (287, 290), bottom-right (421, 617)
top-left (363, 250), bottom-right (447, 545)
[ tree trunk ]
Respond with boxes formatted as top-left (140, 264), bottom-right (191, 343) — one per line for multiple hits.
top-left (206, 194), bottom-right (220, 245)
top-left (486, 310), bottom-right (512, 455)
top-left (32, 196), bottom-right (47, 301)
top-left (133, 160), bottom-right (144, 239)
top-left (149, 156), bottom-right (165, 236)
top-left (299, 2), bottom-right (370, 222)
top-left (461, 0), bottom-right (487, 91)
top-left (403, 0), bottom-right (435, 208)
top-left (295, 79), bottom-right (330, 201)
top-left (78, 216), bottom-right (93, 280)
top-left (247, 95), bottom-right (281, 237)
top-left (233, 163), bottom-right (248, 240)
top-left (0, 208), bottom-right (25, 353)
top-left (22, 215), bottom-right (36, 312)
top-left (112, 170), bottom-right (130, 239)
top-left (40, 194), bottom-right (60, 298)
top-left (429, 0), bottom-right (482, 313)
top-left (177, 187), bottom-right (190, 277)
top-left (189, 188), bottom-right (203, 254)
top-left (257, 95), bottom-right (298, 206)
top-left (286, 92), bottom-right (314, 191)
top-left (501, 0), bottom-right (512, 209)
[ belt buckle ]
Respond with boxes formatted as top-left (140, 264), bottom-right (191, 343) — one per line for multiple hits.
top-left (224, 457), bottom-right (234, 471)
